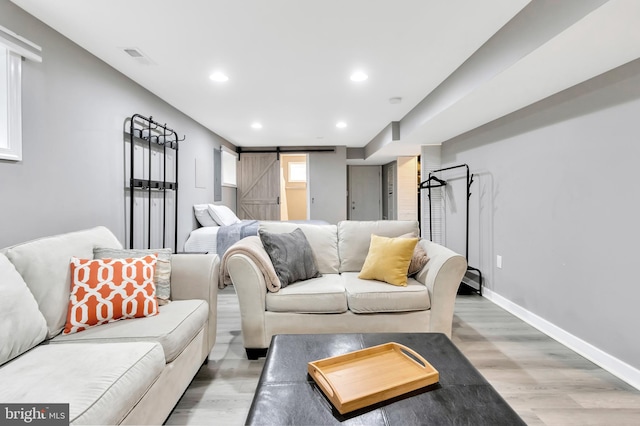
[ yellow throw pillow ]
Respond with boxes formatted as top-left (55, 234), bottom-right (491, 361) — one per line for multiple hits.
top-left (358, 234), bottom-right (419, 286)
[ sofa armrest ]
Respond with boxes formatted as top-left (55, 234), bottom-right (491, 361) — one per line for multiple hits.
top-left (226, 254), bottom-right (269, 349)
top-left (170, 253), bottom-right (219, 353)
top-left (413, 240), bottom-right (467, 337)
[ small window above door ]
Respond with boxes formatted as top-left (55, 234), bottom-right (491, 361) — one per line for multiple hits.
top-left (288, 162), bottom-right (307, 183)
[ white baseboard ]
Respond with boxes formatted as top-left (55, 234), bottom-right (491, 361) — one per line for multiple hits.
top-left (482, 287), bottom-right (640, 391)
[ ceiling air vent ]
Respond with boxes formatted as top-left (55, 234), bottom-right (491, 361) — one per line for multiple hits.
top-left (122, 47), bottom-right (155, 65)
top-left (124, 48), bottom-right (143, 58)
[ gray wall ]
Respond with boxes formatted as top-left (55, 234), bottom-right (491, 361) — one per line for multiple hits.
top-left (441, 58), bottom-right (640, 371)
top-left (0, 2), bottom-right (236, 249)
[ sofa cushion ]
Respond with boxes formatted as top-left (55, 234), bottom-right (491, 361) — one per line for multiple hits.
top-left (0, 254), bottom-right (48, 366)
top-left (64, 255), bottom-right (159, 335)
top-left (358, 235), bottom-right (419, 286)
top-left (4, 226), bottom-right (122, 338)
top-left (51, 299), bottom-right (208, 363)
top-left (94, 247), bottom-right (172, 304)
top-left (337, 220), bottom-right (419, 272)
top-left (0, 341), bottom-right (164, 425)
top-left (259, 228), bottom-right (321, 288)
top-left (259, 222), bottom-right (339, 274)
top-left (409, 242), bottom-right (430, 276)
top-left (399, 233), bottom-right (430, 276)
top-left (342, 273), bottom-right (431, 313)
top-left (266, 274), bottom-right (347, 313)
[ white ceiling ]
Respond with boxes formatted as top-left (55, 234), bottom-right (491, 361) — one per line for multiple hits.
top-left (10, 0), bottom-right (640, 164)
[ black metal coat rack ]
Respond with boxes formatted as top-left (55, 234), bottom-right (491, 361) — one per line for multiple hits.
top-left (419, 164), bottom-right (483, 294)
top-left (128, 114), bottom-right (185, 252)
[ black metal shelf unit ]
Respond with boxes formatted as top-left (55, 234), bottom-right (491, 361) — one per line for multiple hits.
top-left (419, 164), bottom-right (483, 295)
top-left (128, 114), bottom-right (184, 252)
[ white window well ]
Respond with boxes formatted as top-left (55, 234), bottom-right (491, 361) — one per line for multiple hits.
top-left (0, 25), bottom-right (42, 162)
top-left (221, 146), bottom-right (238, 187)
top-left (0, 45), bottom-right (22, 161)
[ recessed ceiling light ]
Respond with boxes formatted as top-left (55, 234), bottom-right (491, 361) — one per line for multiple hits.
top-left (336, 121), bottom-right (347, 129)
top-left (389, 97), bottom-right (402, 104)
top-left (251, 122), bottom-right (263, 129)
top-left (209, 71), bottom-right (229, 82)
top-left (350, 71), bottom-right (368, 82)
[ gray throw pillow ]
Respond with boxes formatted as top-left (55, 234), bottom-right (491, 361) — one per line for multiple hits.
top-left (93, 247), bottom-right (172, 305)
top-left (258, 228), bottom-right (321, 288)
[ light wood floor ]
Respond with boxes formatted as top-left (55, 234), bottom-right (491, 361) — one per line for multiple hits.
top-left (166, 287), bottom-right (640, 425)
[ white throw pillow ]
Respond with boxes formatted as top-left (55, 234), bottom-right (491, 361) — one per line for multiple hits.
top-left (207, 204), bottom-right (241, 226)
top-left (0, 253), bottom-right (48, 366)
top-left (194, 204), bottom-right (218, 227)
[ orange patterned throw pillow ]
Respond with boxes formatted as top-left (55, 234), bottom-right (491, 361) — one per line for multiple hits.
top-left (63, 254), bottom-right (159, 334)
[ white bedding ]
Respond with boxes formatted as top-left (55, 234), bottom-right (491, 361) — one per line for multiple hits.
top-left (184, 220), bottom-right (330, 254)
top-left (183, 226), bottom-right (219, 253)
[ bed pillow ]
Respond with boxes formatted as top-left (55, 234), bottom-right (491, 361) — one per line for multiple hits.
top-left (358, 234), bottom-right (419, 286)
top-left (258, 228), bottom-right (321, 288)
top-left (94, 247), bottom-right (172, 305)
top-left (194, 204), bottom-right (219, 227)
top-left (207, 204), bottom-right (241, 226)
top-left (64, 255), bottom-right (159, 334)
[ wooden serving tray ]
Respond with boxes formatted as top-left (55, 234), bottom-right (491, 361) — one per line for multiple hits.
top-left (308, 342), bottom-right (439, 414)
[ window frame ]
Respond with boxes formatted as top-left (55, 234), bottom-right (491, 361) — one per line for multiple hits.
top-left (0, 46), bottom-right (22, 162)
top-left (0, 25), bottom-right (41, 162)
top-left (221, 146), bottom-right (238, 187)
top-left (287, 161), bottom-right (307, 183)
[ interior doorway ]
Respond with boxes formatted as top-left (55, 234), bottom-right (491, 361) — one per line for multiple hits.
top-left (348, 165), bottom-right (382, 220)
top-left (237, 152), bottom-right (280, 220)
top-left (280, 154), bottom-right (308, 220)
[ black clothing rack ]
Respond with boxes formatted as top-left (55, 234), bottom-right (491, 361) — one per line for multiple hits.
top-left (419, 164), bottom-right (483, 295)
top-left (128, 114), bottom-right (184, 252)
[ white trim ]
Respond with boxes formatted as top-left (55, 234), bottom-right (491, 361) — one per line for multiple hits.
top-left (482, 287), bottom-right (640, 391)
top-left (221, 146), bottom-right (238, 187)
top-left (0, 24), bottom-right (42, 62)
top-left (221, 145), bottom-right (237, 156)
top-left (0, 50), bottom-right (22, 161)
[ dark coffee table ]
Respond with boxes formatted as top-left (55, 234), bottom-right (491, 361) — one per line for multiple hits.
top-left (246, 333), bottom-right (525, 425)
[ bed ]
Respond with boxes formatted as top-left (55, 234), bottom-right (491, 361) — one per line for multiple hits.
top-left (183, 226), bottom-right (220, 253)
top-left (184, 204), bottom-right (328, 255)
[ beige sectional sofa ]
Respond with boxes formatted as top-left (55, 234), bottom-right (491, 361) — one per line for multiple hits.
top-left (0, 226), bottom-right (218, 425)
top-left (225, 220), bottom-right (467, 359)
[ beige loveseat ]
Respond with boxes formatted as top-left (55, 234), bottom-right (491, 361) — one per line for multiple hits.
top-left (0, 226), bottom-right (218, 425)
top-left (224, 220), bottom-right (467, 359)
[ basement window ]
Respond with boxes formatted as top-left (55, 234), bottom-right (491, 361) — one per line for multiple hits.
top-left (288, 161), bottom-right (307, 183)
top-left (0, 45), bottom-right (21, 161)
top-left (221, 146), bottom-right (238, 187)
top-left (0, 25), bottom-right (42, 162)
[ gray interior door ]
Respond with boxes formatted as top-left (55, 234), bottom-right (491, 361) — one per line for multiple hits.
top-left (348, 165), bottom-right (382, 220)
